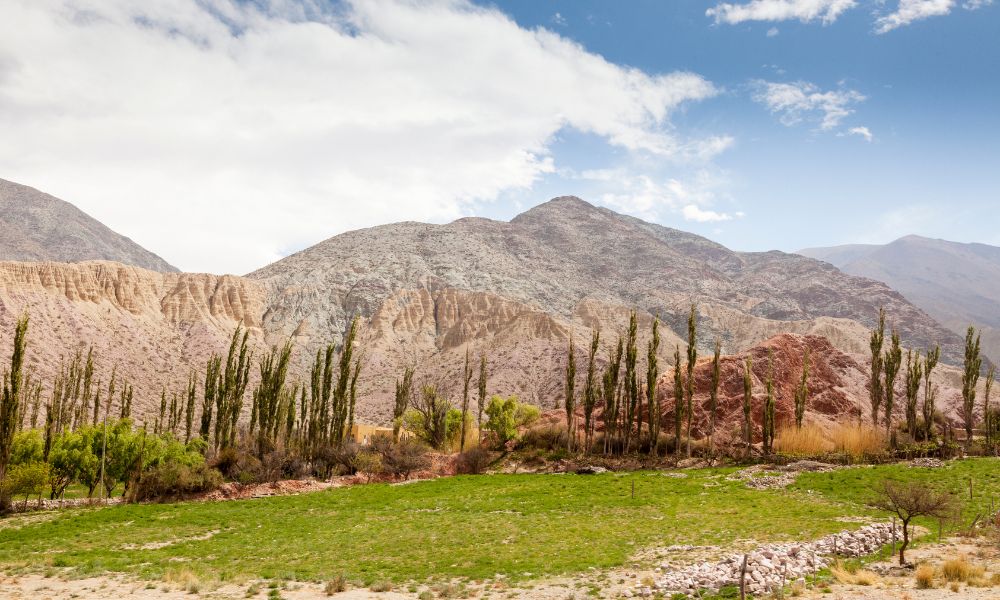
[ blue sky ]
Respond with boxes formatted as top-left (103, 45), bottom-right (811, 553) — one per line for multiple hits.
top-left (0, 0), bottom-right (997, 273)
top-left (480, 0), bottom-right (1000, 252)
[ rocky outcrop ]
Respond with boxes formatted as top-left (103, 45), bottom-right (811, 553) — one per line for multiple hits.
top-left (0, 179), bottom-right (177, 272)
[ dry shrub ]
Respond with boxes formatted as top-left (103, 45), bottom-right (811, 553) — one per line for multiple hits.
top-left (949, 581), bottom-right (960, 592)
top-left (774, 423), bottom-right (832, 455)
top-left (518, 425), bottom-right (567, 452)
top-left (163, 567), bottom-right (201, 593)
top-left (369, 581), bottom-right (392, 592)
top-left (830, 561), bottom-right (879, 586)
top-left (454, 447), bottom-right (492, 475)
top-left (830, 424), bottom-right (884, 458)
top-left (915, 564), bottom-right (935, 589)
top-left (324, 575), bottom-right (346, 595)
top-left (940, 556), bottom-right (984, 583)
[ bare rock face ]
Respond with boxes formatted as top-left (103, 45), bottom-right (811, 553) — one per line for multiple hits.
top-left (0, 179), bottom-right (177, 272)
top-left (0, 195), bottom-right (972, 425)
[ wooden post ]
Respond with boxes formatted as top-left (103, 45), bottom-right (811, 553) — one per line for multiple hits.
top-left (631, 479), bottom-right (635, 499)
top-left (739, 554), bottom-right (748, 600)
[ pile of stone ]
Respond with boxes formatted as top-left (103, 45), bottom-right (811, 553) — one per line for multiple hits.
top-left (726, 465), bottom-right (796, 490)
top-left (909, 457), bottom-right (944, 468)
top-left (641, 522), bottom-right (896, 597)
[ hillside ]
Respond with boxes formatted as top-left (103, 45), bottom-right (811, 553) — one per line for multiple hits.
top-left (0, 178), bottom-right (177, 272)
top-left (0, 195), bottom-right (971, 425)
top-left (800, 235), bottom-right (1000, 361)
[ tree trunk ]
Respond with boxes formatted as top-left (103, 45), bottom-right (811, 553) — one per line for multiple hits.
top-left (899, 520), bottom-right (910, 565)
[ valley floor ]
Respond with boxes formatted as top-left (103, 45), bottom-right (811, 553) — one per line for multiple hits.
top-left (2, 459), bottom-right (1000, 599)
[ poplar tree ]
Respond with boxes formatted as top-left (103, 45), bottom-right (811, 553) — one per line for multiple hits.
top-left (584, 330), bottom-right (600, 453)
top-left (185, 373), bottom-right (196, 443)
top-left (903, 349), bottom-right (923, 437)
top-left (477, 353), bottom-right (488, 444)
top-left (984, 365), bottom-right (996, 446)
top-left (673, 345), bottom-right (684, 455)
top-left (461, 349), bottom-right (473, 452)
top-left (685, 304), bottom-right (697, 457)
top-left (623, 312), bottom-right (639, 452)
top-left (794, 348), bottom-right (810, 429)
top-left (393, 366), bottom-right (414, 443)
top-left (253, 340), bottom-right (294, 457)
top-left (961, 326), bottom-right (982, 445)
top-left (0, 314), bottom-right (28, 506)
top-left (602, 337), bottom-right (623, 454)
top-left (742, 355), bottom-right (753, 452)
top-left (156, 389), bottom-right (167, 435)
top-left (708, 339), bottom-right (721, 453)
top-left (215, 327), bottom-right (252, 450)
top-left (922, 346), bottom-right (940, 440)
top-left (565, 335), bottom-right (576, 452)
top-left (646, 319), bottom-right (660, 456)
top-left (883, 330), bottom-right (902, 439)
top-left (200, 355), bottom-right (220, 441)
top-left (870, 308), bottom-right (886, 426)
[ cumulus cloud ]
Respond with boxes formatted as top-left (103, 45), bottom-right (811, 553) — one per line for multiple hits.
top-left (751, 80), bottom-right (866, 130)
top-left (963, 0), bottom-right (993, 8)
top-left (0, 0), bottom-right (723, 274)
top-left (874, 0), bottom-right (955, 33)
top-left (766, 26), bottom-right (781, 35)
top-left (682, 205), bottom-right (735, 222)
top-left (707, 0), bottom-right (857, 24)
top-left (582, 169), bottom-right (740, 224)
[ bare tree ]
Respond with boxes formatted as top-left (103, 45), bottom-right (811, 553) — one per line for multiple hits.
top-left (870, 479), bottom-right (956, 565)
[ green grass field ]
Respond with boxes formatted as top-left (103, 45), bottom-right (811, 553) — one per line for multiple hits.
top-left (2, 459), bottom-right (999, 587)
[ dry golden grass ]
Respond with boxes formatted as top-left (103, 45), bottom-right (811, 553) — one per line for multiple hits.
top-left (915, 564), bottom-right (936, 589)
top-left (774, 423), bottom-right (833, 455)
top-left (162, 567), bottom-right (201, 593)
top-left (830, 560), bottom-right (879, 586)
top-left (830, 424), bottom-right (884, 458)
top-left (940, 556), bottom-right (985, 584)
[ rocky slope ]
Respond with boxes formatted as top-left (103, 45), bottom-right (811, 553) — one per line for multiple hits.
top-left (799, 235), bottom-right (1000, 362)
top-left (0, 196), bottom-right (972, 425)
top-left (0, 179), bottom-right (177, 272)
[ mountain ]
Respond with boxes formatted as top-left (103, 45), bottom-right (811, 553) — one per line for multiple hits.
top-left (799, 235), bottom-right (1000, 362)
top-left (0, 178), bottom-right (177, 272)
top-left (0, 195), bottom-right (970, 426)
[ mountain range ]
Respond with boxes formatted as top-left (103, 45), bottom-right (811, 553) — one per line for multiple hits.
top-left (800, 235), bottom-right (1000, 362)
top-left (0, 181), bottom-right (987, 427)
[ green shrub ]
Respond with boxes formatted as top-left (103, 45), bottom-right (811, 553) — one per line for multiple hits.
top-left (454, 447), bottom-right (491, 474)
top-left (134, 462), bottom-right (223, 501)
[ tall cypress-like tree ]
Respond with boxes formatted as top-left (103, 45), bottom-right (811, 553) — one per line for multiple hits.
top-left (869, 308), bottom-right (886, 427)
top-left (794, 348), bottom-right (810, 429)
top-left (461, 349), bottom-right (473, 452)
top-left (477, 353), bottom-right (488, 444)
top-left (0, 314), bottom-right (28, 506)
top-left (708, 339), bottom-right (721, 453)
top-left (156, 389), bottom-right (167, 435)
top-left (393, 366), bottom-right (414, 443)
top-left (584, 330), bottom-right (600, 453)
top-left (903, 349), bottom-right (923, 437)
top-left (215, 327), bottom-right (252, 451)
top-left (602, 337), bottom-right (623, 454)
top-left (646, 319), bottom-right (660, 456)
top-left (883, 330), bottom-right (902, 439)
top-left (685, 304), bottom-right (697, 457)
top-left (922, 346), bottom-right (941, 440)
top-left (623, 312), bottom-right (638, 453)
top-left (742, 355), bottom-right (753, 452)
top-left (961, 326), bottom-right (982, 445)
top-left (564, 335), bottom-right (576, 452)
top-left (200, 355), bottom-right (220, 442)
top-left (185, 372), bottom-right (196, 443)
top-left (253, 340), bottom-right (294, 457)
top-left (984, 365), bottom-right (996, 446)
top-left (672, 345), bottom-right (684, 455)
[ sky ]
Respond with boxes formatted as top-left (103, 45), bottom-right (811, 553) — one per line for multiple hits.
top-left (0, 0), bottom-right (997, 274)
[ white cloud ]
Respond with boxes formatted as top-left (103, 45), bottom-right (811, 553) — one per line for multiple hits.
top-left (874, 0), bottom-right (955, 33)
top-left (583, 169), bottom-right (740, 224)
top-left (752, 80), bottom-right (866, 131)
top-left (707, 0), bottom-right (857, 24)
top-left (0, 0), bottom-right (722, 274)
top-left (682, 205), bottom-right (734, 222)
top-left (846, 126), bottom-right (874, 141)
top-left (964, 0), bottom-right (993, 8)
top-left (552, 12), bottom-right (567, 26)
top-left (766, 26), bottom-right (781, 35)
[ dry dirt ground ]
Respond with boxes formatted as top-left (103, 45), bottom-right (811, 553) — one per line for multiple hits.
top-left (4, 535), bottom-right (1000, 600)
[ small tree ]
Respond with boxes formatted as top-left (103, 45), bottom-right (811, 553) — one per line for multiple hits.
top-left (708, 339), bottom-right (721, 453)
top-left (870, 479), bottom-right (956, 565)
top-left (0, 314), bottom-right (29, 511)
top-left (672, 346), bottom-right (684, 455)
top-left (393, 367), bottom-right (414, 443)
top-left (762, 351), bottom-right (775, 454)
top-left (409, 385), bottom-right (450, 450)
top-left (477, 354), bottom-right (488, 444)
top-left (484, 395), bottom-right (521, 447)
top-left (685, 304), bottom-right (697, 457)
top-left (646, 319), bottom-right (660, 456)
top-left (984, 365), bottom-right (996, 446)
top-left (583, 330), bottom-right (600, 453)
top-left (794, 348), bottom-right (810, 429)
top-left (461, 350), bottom-right (473, 452)
top-left (961, 326), bottom-right (982, 446)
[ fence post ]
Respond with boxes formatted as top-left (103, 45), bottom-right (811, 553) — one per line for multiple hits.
top-left (739, 554), bottom-right (748, 600)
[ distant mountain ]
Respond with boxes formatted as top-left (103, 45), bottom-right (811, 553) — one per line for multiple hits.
top-left (0, 178), bottom-right (177, 272)
top-left (799, 235), bottom-right (1000, 362)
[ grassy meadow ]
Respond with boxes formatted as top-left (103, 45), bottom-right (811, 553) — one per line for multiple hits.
top-left (1, 460), bottom-right (999, 587)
